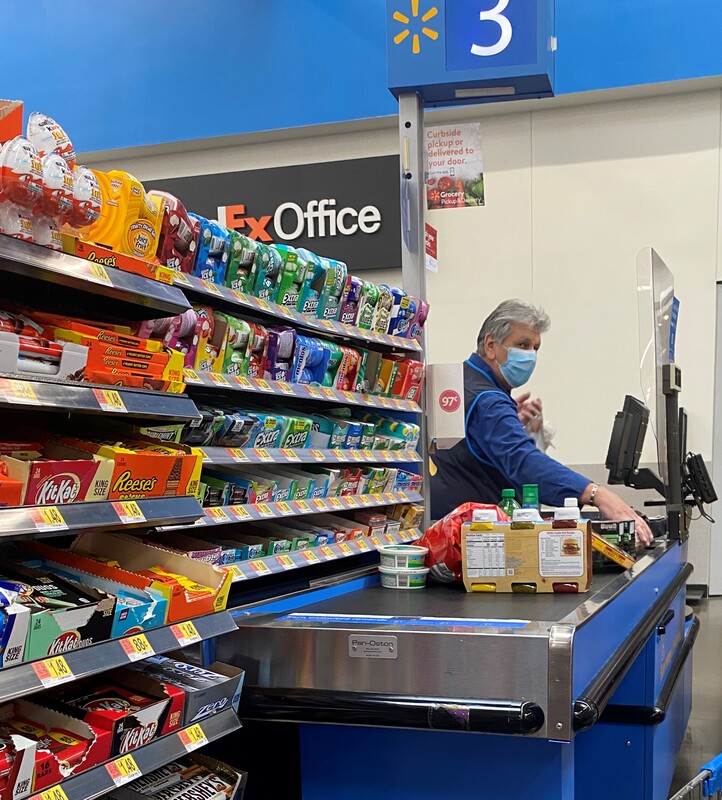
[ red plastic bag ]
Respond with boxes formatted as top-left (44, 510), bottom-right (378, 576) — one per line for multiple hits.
top-left (420, 502), bottom-right (510, 584)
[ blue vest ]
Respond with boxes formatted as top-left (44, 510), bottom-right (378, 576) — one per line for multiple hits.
top-left (430, 359), bottom-right (512, 519)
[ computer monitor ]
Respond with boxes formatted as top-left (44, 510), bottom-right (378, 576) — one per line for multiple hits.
top-left (606, 396), bottom-right (650, 486)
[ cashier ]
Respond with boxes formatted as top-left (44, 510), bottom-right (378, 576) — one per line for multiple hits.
top-left (429, 299), bottom-right (654, 545)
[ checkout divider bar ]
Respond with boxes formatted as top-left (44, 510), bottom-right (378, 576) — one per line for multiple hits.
top-left (573, 562), bottom-right (693, 731)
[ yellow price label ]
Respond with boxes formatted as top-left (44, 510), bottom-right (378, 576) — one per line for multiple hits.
top-left (229, 505), bottom-right (252, 520)
top-left (121, 633), bottom-right (154, 661)
top-left (310, 449), bottom-right (325, 461)
top-left (201, 279), bottom-right (223, 295)
top-left (106, 754), bottom-right (141, 786)
top-left (302, 550), bottom-right (320, 564)
top-left (360, 495), bottom-right (374, 506)
top-left (280, 448), bottom-right (300, 462)
top-left (397, 491), bottom-right (409, 502)
top-left (253, 378), bottom-right (273, 391)
top-left (384, 533), bottom-right (397, 544)
top-left (226, 447), bottom-right (249, 462)
top-left (276, 554), bottom-right (295, 570)
top-left (328, 497), bottom-right (343, 509)
top-left (254, 503), bottom-right (275, 517)
top-left (305, 385), bottom-right (323, 398)
top-left (342, 495), bottom-right (359, 508)
top-left (178, 723), bottom-right (208, 751)
top-left (93, 388), bottom-right (127, 413)
top-left (250, 559), bottom-right (271, 574)
top-left (228, 288), bottom-right (246, 302)
top-left (32, 655), bottom-right (73, 687)
top-left (183, 368), bottom-right (203, 383)
top-left (371, 330), bottom-right (385, 341)
top-left (294, 500), bottom-right (311, 512)
top-left (278, 306), bottom-right (295, 318)
top-left (350, 450), bottom-right (365, 461)
top-left (208, 372), bottom-right (231, 387)
top-left (88, 262), bottom-right (112, 285)
top-left (320, 546), bottom-right (336, 559)
top-left (378, 397), bottom-right (392, 407)
top-left (253, 448), bottom-right (273, 462)
top-left (233, 375), bottom-right (253, 390)
top-left (225, 564), bottom-right (245, 580)
top-left (381, 451), bottom-right (395, 461)
top-left (362, 449), bottom-right (375, 460)
top-left (171, 620), bottom-right (201, 646)
top-left (356, 539), bottom-right (371, 552)
top-left (321, 387), bottom-right (338, 400)
top-left (392, 399), bottom-right (406, 410)
top-left (29, 505), bottom-right (68, 532)
top-left (256, 298), bottom-right (272, 311)
top-left (277, 501), bottom-right (294, 515)
top-left (320, 320), bottom-right (337, 330)
top-left (276, 381), bottom-right (294, 394)
top-left (172, 270), bottom-right (191, 286)
top-left (2, 379), bottom-right (40, 405)
top-left (113, 500), bottom-right (145, 524)
top-left (331, 449), bottom-right (348, 461)
top-left (205, 506), bottom-right (230, 522)
top-left (338, 543), bottom-right (353, 555)
top-left (384, 492), bottom-right (397, 503)
top-left (399, 530), bottom-right (413, 542)
top-left (341, 391), bottom-right (356, 403)
top-left (370, 536), bottom-right (384, 548)
top-left (34, 786), bottom-right (70, 800)
top-left (312, 499), bottom-right (328, 511)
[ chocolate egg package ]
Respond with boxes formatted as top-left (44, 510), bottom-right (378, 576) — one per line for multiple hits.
top-left (66, 166), bottom-right (101, 230)
top-left (38, 152), bottom-right (73, 219)
top-left (149, 191), bottom-right (199, 273)
top-left (0, 136), bottom-right (43, 208)
top-left (26, 112), bottom-right (76, 168)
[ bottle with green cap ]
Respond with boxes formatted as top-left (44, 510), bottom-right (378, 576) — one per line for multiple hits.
top-left (498, 488), bottom-right (521, 518)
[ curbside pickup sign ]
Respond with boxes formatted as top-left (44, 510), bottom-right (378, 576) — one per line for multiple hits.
top-left (148, 156), bottom-right (401, 271)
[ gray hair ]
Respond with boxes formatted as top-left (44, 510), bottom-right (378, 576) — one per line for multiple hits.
top-left (476, 299), bottom-right (551, 353)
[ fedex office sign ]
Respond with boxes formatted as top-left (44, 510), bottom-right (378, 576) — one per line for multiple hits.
top-left (217, 200), bottom-right (382, 243)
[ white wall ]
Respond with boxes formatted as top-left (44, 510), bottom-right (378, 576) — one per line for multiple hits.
top-left (90, 89), bottom-right (722, 583)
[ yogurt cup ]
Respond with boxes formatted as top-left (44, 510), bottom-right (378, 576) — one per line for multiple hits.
top-left (379, 566), bottom-right (429, 590)
top-left (378, 544), bottom-right (428, 570)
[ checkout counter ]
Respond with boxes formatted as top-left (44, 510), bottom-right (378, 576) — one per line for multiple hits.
top-left (216, 535), bottom-right (696, 799)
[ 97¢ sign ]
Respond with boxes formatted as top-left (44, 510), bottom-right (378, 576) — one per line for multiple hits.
top-left (439, 389), bottom-right (461, 413)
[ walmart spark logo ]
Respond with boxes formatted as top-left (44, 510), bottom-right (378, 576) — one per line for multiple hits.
top-left (392, 0), bottom-right (439, 55)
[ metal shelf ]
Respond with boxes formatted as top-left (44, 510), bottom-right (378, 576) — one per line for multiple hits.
top-left (0, 611), bottom-right (236, 705)
top-left (157, 491), bottom-right (423, 532)
top-left (199, 447), bottom-right (421, 467)
top-left (0, 234), bottom-right (190, 316)
top-left (0, 496), bottom-right (203, 539)
top-left (0, 375), bottom-right (200, 420)
top-left (183, 368), bottom-right (421, 412)
top-left (36, 709), bottom-right (242, 800)
top-left (173, 271), bottom-right (422, 353)
top-left (227, 528), bottom-right (422, 583)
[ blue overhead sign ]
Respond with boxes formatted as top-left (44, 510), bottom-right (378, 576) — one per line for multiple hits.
top-left (387, 0), bottom-right (555, 105)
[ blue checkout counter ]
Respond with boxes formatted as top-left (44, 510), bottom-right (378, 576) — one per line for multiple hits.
top-left (216, 540), bottom-right (695, 800)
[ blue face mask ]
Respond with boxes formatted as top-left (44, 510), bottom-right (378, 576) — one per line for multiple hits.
top-left (499, 347), bottom-right (537, 388)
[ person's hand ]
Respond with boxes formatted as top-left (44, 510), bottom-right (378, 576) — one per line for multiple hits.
top-left (590, 485), bottom-right (654, 547)
top-left (516, 392), bottom-right (543, 426)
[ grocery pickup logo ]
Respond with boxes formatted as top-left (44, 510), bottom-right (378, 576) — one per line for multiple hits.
top-left (392, 0), bottom-right (439, 54)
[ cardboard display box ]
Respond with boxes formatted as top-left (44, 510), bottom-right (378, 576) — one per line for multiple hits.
top-left (461, 516), bottom-right (592, 594)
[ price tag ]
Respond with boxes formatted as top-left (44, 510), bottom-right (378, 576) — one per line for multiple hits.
top-left (301, 550), bottom-right (320, 564)
top-left (256, 298), bottom-right (272, 312)
top-left (229, 505), bottom-right (252, 521)
top-left (225, 564), bottom-right (245, 580)
top-left (341, 391), bottom-right (356, 403)
top-left (253, 503), bottom-right (275, 517)
top-left (365, 395), bottom-right (380, 407)
top-left (172, 271), bottom-right (191, 286)
top-left (276, 381), bottom-right (295, 395)
top-left (170, 620), bottom-right (201, 647)
top-left (252, 448), bottom-right (274, 463)
top-left (201, 280), bottom-right (223, 296)
top-left (320, 320), bottom-right (337, 330)
top-left (225, 447), bottom-right (249, 463)
top-left (339, 323), bottom-right (356, 336)
top-left (327, 497), bottom-right (343, 510)
top-left (276, 501), bottom-right (294, 515)
top-left (249, 559), bottom-right (271, 575)
top-left (276, 554), bottom-right (295, 570)
top-left (105, 754), bottom-right (141, 786)
top-left (253, 378), bottom-right (273, 392)
top-left (392, 399), bottom-right (406, 410)
top-left (371, 330), bottom-right (385, 342)
top-left (356, 539), bottom-right (371, 552)
top-left (93, 388), bottom-right (127, 413)
top-left (384, 492), bottom-right (397, 503)
top-left (280, 448), bottom-right (300, 462)
top-left (294, 500), bottom-right (311, 512)
top-left (305, 385), bottom-right (323, 398)
top-left (233, 375), bottom-right (253, 390)
top-left (0, 379), bottom-right (41, 405)
top-left (350, 450), bottom-right (365, 462)
top-left (32, 656), bottom-right (74, 688)
top-left (381, 451), bottom-right (395, 461)
top-left (378, 397), bottom-right (392, 408)
top-left (112, 501), bottom-right (146, 525)
top-left (28, 505), bottom-right (68, 532)
top-left (383, 533), bottom-right (396, 544)
top-left (309, 449), bottom-right (325, 461)
top-left (397, 491), bottom-right (409, 502)
top-left (338, 543), bottom-right (353, 556)
top-left (362, 449), bottom-right (375, 460)
top-left (370, 536), bottom-right (384, 548)
top-left (87, 262), bottom-right (113, 286)
top-left (278, 306), bottom-right (295, 318)
top-left (312, 499), bottom-right (328, 511)
top-left (331, 449), bottom-right (349, 462)
top-left (321, 387), bottom-right (338, 401)
top-left (342, 495), bottom-right (359, 508)
top-left (320, 546), bottom-right (337, 560)
top-left (205, 506), bottom-right (230, 522)
top-left (183, 368), bottom-right (203, 384)
top-left (360, 494), bottom-right (374, 506)
top-left (120, 633), bottom-right (154, 662)
top-left (399, 530), bottom-right (413, 542)
top-left (178, 723), bottom-right (208, 752)
top-left (208, 372), bottom-right (231, 387)
top-left (33, 786), bottom-right (69, 800)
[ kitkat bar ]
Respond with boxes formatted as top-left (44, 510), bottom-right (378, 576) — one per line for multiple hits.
top-left (68, 530), bottom-right (232, 621)
top-left (55, 438), bottom-right (202, 500)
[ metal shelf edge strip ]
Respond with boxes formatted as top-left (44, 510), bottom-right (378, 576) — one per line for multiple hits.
top-left (200, 447), bottom-right (421, 466)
